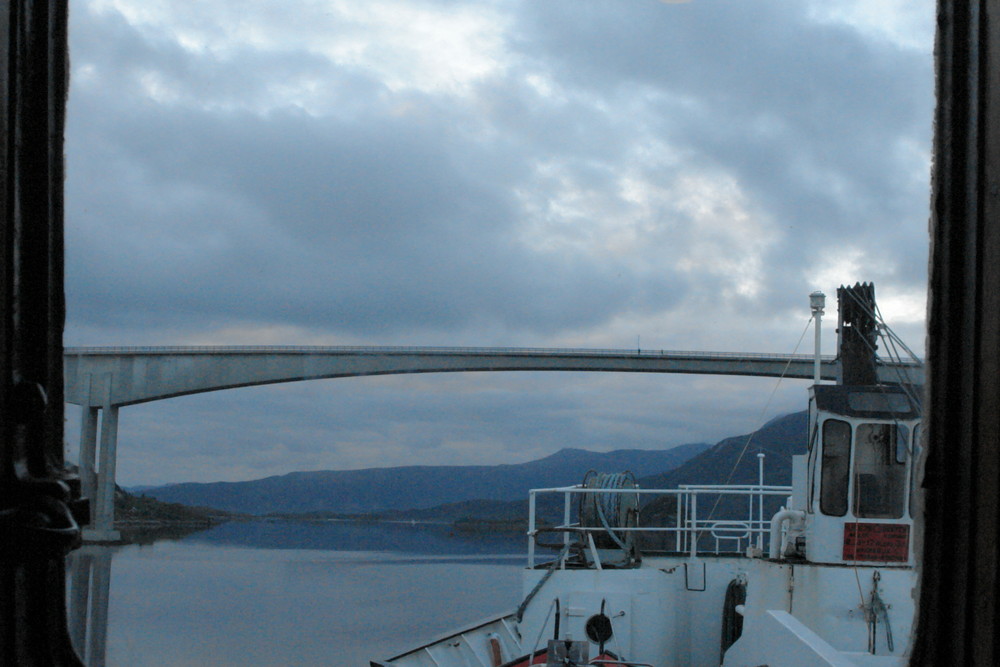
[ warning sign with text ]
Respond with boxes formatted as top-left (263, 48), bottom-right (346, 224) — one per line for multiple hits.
top-left (842, 523), bottom-right (910, 562)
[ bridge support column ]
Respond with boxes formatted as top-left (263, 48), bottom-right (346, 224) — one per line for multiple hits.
top-left (80, 405), bottom-right (120, 542)
top-left (79, 405), bottom-right (98, 510)
top-left (85, 405), bottom-right (120, 542)
top-left (81, 373), bottom-right (121, 542)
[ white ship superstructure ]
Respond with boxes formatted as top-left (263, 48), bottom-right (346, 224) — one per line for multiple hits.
top-left (374, 284), bottom-right (922, 667)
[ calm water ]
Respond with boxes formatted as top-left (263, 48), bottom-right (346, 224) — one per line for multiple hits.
top-left (68, 521), bottom-right (526, 666)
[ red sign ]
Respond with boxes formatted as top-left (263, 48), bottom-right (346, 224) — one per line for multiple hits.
top-left (842, 523), bottom-right (910, 562)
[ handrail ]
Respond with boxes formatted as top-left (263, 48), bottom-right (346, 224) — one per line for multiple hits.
top-left (527, 485), bottom-right (792, 495)
top-left (526, 484), bottom-right (795, 567)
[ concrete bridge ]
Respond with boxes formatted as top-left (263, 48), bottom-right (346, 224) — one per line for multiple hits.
top-left (63, 345), bottom-right (924, 541)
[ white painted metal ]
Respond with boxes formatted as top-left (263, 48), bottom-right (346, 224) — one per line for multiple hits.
top-left (768, 509), bottom-right (805, 559)
top-left (724, 610), bottom-right (860, 667)
top-left (381, 457), bottom-right (917, 667)
top-left (379, 292), bottom-right (919, 667)
top-left (811, 291), bottom-right (826, 384)
top-left (757, 453), bottom-right (765, 551)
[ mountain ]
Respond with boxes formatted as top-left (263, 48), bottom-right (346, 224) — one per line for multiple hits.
top-left (113, 486), bottom-right (232, 544)
top-left (400, 412), bottom-right (810, 526)
top-left (638, 410), bottom-right (808, 489)
top-left (639, 410), bottom-right (809, 527)
top-left (142, 442), bottom-right (710, 515)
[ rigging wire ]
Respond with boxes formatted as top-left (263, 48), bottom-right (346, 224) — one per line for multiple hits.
top-left (840, 288), bottom-right (923, 408)
top-left (850, 325), bottom-right (922, 415)
top-left (871, 299), bottom-right (922, 364)
top-left (841, 288), bottom-right (920, 612)
top-left (842, 313), bottom-right (923, 443)
top-left (701, 315), bottom-right (815, 530)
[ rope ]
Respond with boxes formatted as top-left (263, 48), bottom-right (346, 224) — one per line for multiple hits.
top-left (608, 602), bottom-right (626, 664)
top-left (587, 472), bottom-right (637, 551)
top-left (516, 543), bottom-right (571, 623)
top-left (866, 571), bottom-right (894, 653)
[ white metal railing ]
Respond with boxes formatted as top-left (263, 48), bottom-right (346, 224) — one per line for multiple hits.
top-left (526, 483), bottom-right (794, 567)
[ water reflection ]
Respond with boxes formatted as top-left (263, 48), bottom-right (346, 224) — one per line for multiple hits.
top-left (65, 521), bottom-right (525, 666)
top-left (67, 547), bottom-right (113, 667)
top-left (189, 519), bottom-right (525, 555)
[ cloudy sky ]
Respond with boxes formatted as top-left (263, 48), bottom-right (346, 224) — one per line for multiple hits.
top-left (63, 0), bottom-right (936, 486)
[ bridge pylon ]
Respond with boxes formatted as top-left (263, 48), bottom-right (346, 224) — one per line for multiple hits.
top-left (76, 372), bottom-right (120, 542)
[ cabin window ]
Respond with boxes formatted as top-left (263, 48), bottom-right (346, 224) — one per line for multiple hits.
top-left (848, 392), bottom-right (913, 413)
top-left (820, 419), bottom-right (851, 516)
top-left (853, 423), bottom-right (907, 519)
top-left (895, 424), bottom-right (910, 464)
top-left (910, 424), bottom-right (922, 518)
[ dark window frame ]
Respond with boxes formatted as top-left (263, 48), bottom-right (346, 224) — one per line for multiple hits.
top-left (852, 423), bottom-right (907, 519)
top-left (820, 418), bottom-right (852, 517)
top-left (2, 2), bottom-right (998, 665)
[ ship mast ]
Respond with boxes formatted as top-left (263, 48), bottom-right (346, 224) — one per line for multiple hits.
top-left (810, 291), bottom-right (825, 383)
top-left (837, 282), bottom-right (879, 386)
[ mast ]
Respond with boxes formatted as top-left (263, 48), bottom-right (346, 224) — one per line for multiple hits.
top-left (810, 291), bottom-right (825, 383)
top-left (837, 282), bottom-right (879, 386)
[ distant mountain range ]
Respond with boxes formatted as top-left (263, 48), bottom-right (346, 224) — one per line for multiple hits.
top-left (142, 411), bottom-right (810, 521)
top-left (404, 411), bottom-right (810, 525)
top-left (142, 442), bottom-right (711, 515)
top-left (640, 410), bottom-right (808, 489)
top-left (639, 410), bottom-right (809, 526)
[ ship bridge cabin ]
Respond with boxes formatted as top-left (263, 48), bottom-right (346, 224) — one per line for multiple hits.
top-left (800, 383), bottom-right (921, 566)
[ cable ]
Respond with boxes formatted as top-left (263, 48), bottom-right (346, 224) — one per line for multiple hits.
top-left (516, 543), bottom-right (571, 623)
top-left (841, 289), bottom-right (923, 407)
top-left (701, 315), bottom-right (814, 533)
top-left (527, 598), bottom-right (558, 660)
top-left (838, 295), bottom-right (922, 417)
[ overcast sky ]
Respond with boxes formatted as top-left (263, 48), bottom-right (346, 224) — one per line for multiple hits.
top-left (63, 0), bottom-right (935, 486)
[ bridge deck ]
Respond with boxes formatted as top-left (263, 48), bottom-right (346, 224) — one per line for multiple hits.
top-left (63, 346), bottom-right (923, 407)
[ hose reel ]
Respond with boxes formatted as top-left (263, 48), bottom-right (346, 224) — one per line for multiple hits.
top-left (578, 471), bottom-right (640, 555)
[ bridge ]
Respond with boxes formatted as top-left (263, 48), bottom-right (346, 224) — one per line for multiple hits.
top-left (63, 345), bottom-right (924, 541)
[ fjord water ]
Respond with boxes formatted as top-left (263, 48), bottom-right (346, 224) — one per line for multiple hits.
top-left (68, 521), bottom-right (525, 666)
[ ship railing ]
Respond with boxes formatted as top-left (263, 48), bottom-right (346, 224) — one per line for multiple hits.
top-left (526, 484), bottom-right (794, 567)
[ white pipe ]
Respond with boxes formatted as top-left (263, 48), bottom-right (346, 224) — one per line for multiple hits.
top-left (563, 492), bottom-right (571, 556)
top-left (810, 290), bottom-right (825, 384)
top-left (528, 491), bottom-right (536, 568)
top-left (768, 509), bottom-right (806, 559)
top-left (814, 308), bottom-right (822, 383)
top-left (690, 494), bottom-right (698, 558)
top-left (757, 453), bottom-right (765, 551)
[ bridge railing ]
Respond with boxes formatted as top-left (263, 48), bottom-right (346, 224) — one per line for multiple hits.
top-left (63, 344), bottom-right (846, 361)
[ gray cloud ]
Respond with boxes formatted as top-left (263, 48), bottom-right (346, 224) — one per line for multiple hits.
top-left (63, 0), bottom-right (934, 484)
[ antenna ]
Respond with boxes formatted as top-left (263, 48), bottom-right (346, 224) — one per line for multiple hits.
top-left (810, 291), bottom-right (826, 383)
